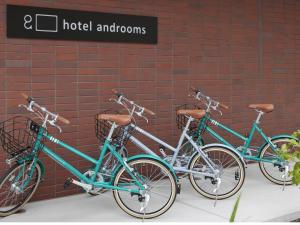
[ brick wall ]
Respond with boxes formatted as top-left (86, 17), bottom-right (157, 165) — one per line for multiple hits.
top-left (0, 0), bottom-right (299, 200)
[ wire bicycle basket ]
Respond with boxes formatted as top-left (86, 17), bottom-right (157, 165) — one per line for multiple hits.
top-left (176, 104), bottom-right (201, 132)
top-left (0, 116), bottom-right (43, 159)
top-left (95, 110), bottom-right (135, 148)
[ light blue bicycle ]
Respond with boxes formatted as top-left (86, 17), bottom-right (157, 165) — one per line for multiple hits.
top-left (108, 89), bottom-right (246, 201)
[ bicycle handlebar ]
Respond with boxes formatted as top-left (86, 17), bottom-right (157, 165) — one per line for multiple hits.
top-left (21, 93), bottom-right (70, 125)
top-left (111, 89), bottom-right (156, 117)
top-left (190, 87), bottom-right (229, 113)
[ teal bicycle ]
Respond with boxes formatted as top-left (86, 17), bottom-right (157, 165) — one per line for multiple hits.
top-left (0, 94), bottom-right (178, 219)
top-left (189, 87), bottom-right (297, 185)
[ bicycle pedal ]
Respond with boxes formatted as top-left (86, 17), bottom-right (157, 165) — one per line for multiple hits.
top-left (64, 177), bottom-right (73, 189)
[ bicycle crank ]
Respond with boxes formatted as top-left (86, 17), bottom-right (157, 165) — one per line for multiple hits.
top-left (64, 178), bottom-right (93, 191)
top-left (81, 170), bottom-right (106, 195)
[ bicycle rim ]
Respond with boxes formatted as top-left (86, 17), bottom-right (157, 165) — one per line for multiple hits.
top-left (113, 158), bottom-right (177, 219)
top-left (259, 138), bottom-right (294, 185)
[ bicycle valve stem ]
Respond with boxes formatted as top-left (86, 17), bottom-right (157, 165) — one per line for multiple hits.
top-left (159, 148), bottom-right (167, 158)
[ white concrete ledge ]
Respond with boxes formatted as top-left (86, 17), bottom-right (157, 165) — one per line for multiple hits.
top-left (2, 164), bottom-right (300, 222)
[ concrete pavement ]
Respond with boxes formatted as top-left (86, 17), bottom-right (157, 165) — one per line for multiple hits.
top-left (2, 164), bottom-right (300, 222)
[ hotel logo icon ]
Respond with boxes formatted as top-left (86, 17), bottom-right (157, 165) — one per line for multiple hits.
top-left (35, 14), bottom-right (58, 32)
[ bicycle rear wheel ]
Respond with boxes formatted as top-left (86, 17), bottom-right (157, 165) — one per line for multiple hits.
top-left (0, 161), bottom-right (41, 216)
top-left (188, 146), bottom-right (245, 199)
top-left (113, 157), bottom-right (177, 219)
top-left (259, 138), bottom-right (294, 185)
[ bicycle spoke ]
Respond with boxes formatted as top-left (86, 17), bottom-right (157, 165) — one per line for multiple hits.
top-left (0, 162), bottom-right (41, 215)
top-left (189, 148), bottom-right (244, 199)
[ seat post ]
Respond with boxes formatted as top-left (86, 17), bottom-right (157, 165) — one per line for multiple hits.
top-left (255, 111), bottom-right (264, 124)
top-left (107, 122), bottom-right (117, 141)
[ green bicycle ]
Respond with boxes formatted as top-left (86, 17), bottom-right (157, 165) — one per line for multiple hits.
top-left (0, 93), bottom-right (178, 219)
top-left (189, 87), bottom-right (298, 185)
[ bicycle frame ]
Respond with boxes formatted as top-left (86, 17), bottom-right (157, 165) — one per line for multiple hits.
top-left (128, 116), bottom-right (219, 178)
top-left (20, 124), bottom-right (145, 194)
top-left (197, 114), bottom-right (281, 164)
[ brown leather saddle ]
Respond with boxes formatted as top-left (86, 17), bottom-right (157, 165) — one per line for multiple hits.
top-left (98, 114), bottom-right (132, 126)
top-left (176, 109), bottom-right (206, 119)
top-left (248, 104), bottom-right (274, 113)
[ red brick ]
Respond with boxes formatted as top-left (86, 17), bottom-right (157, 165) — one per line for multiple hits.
top-left (0, 0), bottom-right (299, 203)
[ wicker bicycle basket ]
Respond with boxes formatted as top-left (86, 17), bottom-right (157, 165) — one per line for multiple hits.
top-left (175, 104), bottom-right (201, 131)
top-left (95, 110), bottom-right (134, 147)
top-left (0, 116), bottom-right (42, 158)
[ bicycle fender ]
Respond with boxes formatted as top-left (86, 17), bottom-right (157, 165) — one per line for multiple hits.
top-left (258, 134), bottom-right (299, 153)
top-left (271, 134), bottom-right (298, 141)
top-left (36, 159), bottom-right (45, 178)
top-left (112, 154), bottom-right (178, 181)
top-left (189, 143), bottom-right (246, 167)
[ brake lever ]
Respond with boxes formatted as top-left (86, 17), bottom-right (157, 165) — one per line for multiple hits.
top-left (188, 93), bottom-right (197, 99)
top-left (49, 120), bottom-right (62, 133)
top-left (211, 102), bottom-right (223, 116)
top-left (215, 102), bottom-right (223, 116)
top-left (141, 115), bottom-right (149, 123)
top-left (109, 97), bottom-right (128, 110)
top-left (135, 110), bottom-right (149, 123)
top-left (109, 98), bottom-right (119, 104)
top-left (113, 98), bottom-right (132, 115)
top-left (18, 104), bottom-right (34, 112)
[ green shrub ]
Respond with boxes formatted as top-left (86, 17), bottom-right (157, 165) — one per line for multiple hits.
top-left (278, 130), bottom-right (300, 185)
top-left (229, 130), bottom-right (300, 222)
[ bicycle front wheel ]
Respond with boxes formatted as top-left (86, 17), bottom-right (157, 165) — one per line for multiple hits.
top-left (0, 161), bottom-right (41, 216)
top-left (113, 158), bottom-right (177, 219)
top-left (189, 146), bottom-right (245, 199)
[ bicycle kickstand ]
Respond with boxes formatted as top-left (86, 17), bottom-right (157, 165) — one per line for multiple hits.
top-left (213, 178), bottom-right (221, 207)
top-left (282, 165), bottom-right (289, 191)
top-left (140, 193), bottom-right (150, 221)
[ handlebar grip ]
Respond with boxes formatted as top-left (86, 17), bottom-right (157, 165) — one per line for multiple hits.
top-left (144, 107), bottom-right (156, 116)
top-left (219, 102), bottom-right (229, 110)
top-left (21, 93), bottom-right (28, 99)
top-left (57, 115), bottom-right (70, 125)
top-left (190, 86), bottom-right (198, 93)
top-left (112, 89), bottom-right (122, 97)
top-left (21, 93), bottom-right (31, 103)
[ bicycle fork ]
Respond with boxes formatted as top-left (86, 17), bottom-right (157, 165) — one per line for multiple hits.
top-left (186, 136), bottom-right (223, 206)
